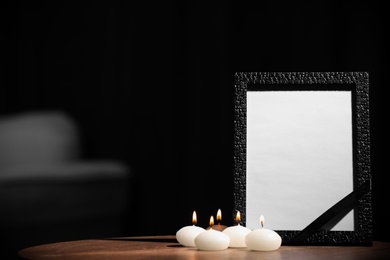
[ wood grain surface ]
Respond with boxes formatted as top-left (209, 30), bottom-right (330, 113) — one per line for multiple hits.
top-left (18, 235), bottom-right (390, 260)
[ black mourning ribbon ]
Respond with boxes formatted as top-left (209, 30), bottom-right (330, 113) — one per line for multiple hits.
top-left (291, 180), bottom-right (371, 244)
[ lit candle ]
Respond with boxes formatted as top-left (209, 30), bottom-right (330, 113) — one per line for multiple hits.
top-left (222, 211), bottom-right (251, 248)
top-left (245, 215), bottom-right (282, 251)
top-left (206, 209), bottom-right (227, 231)
top-left (176, 211), bottom-right (205, 247)
top-left (194, 216), bottom-right (230, 251)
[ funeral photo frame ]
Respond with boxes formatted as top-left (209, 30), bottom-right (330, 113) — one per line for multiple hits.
top-left (234, 72), bottom-right (372, 245)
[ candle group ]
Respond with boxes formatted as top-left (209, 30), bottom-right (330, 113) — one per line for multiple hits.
top-left (176, 210), bottom-right (282, 251)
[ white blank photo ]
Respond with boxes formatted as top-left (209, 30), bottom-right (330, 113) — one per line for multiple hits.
top-left (246, 91), bottom-right (354, 231)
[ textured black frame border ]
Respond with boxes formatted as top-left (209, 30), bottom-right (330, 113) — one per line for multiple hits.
top-left (233, 72), bottom-right (372, 245)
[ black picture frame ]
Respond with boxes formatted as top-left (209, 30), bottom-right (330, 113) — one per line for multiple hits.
top-left (234, 72), bottom-right (372, 245)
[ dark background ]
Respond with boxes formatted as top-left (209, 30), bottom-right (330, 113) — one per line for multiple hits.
top-left (1, 0), bottom-right (388, 255)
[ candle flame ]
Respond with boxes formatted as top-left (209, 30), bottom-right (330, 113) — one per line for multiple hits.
top-left (192, 211), bottom-right (197, 225)
top-left (216, 209), bottom-right (222, 223)
top-left (209, 216), bottom-right (214, 227)
top-left (236, 211), bottom-right (241, 223)
top-left (259, 215), bottom-right (265, 227)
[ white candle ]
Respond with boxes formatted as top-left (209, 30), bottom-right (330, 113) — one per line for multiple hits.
top-left (222, 211), bottom-right (251, 248)
top-left (176, 211), bottom-right (205, 247)
top-left (245, 215), bottom-right (282, 251)
top-left (194, 216), bottom-right (230, 251)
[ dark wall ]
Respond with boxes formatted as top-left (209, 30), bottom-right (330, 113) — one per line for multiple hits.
top-left (1, 0), bottom-right (388, 248)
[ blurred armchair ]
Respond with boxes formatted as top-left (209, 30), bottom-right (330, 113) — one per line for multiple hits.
top-left (0, 111), bottom-right (131, 257)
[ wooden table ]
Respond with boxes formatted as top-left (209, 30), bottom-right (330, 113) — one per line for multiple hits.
top-left (18, 235), bottom-right (390, 260)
